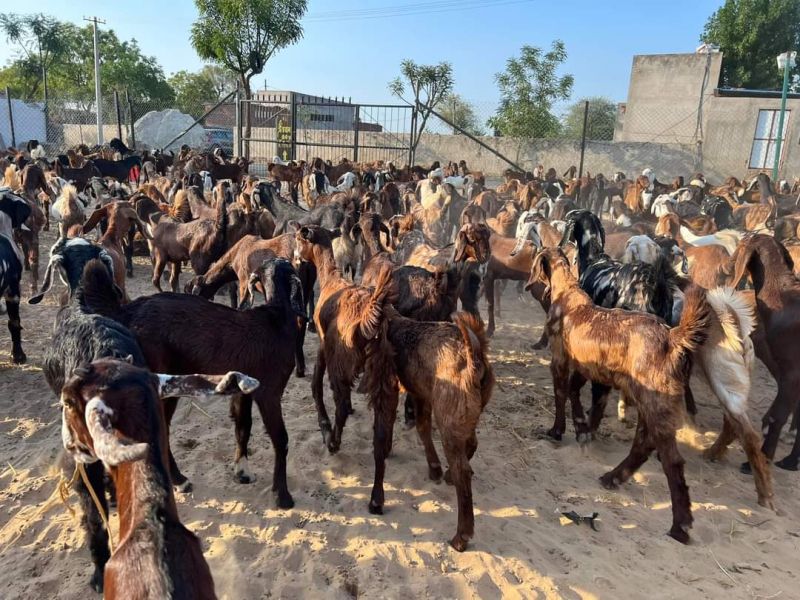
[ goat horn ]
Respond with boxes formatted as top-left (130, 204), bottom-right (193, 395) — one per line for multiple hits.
top-left (85, 398), bottom-right (149, 466)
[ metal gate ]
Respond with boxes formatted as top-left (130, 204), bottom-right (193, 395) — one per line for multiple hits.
top-left (238, 92), bottom-right (414, 173)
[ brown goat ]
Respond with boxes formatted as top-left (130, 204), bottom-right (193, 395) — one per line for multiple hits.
top-left (84, 202), bottom-right (152, 300)
top-left (60, 360), bottom-right (260, 600)
top-left (364, 308), bottom-right (494, 551)
top-left (730, 235), bottom-right (800, 470)
top-left (294, 224), bottom-right (394, 453)
top-left (528, 247), bottom-right (710, 543)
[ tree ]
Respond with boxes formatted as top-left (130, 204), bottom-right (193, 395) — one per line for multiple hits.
top-left (191, 0), bottom-right (308, 155)
top-left (488, 41), bottom-right (573, 139)
top-left (563, 97), bottom-right (617, 141)
top-left (702, 0), bottom-right (800, 90)
top-left (440, 94), bottom-right (485, 136)
top-left (169, 66), bottom-right (237, 118)
top-left (0, 13), bottom-right (67, 102)
top-left (389, 60), bottom-right (454, 160)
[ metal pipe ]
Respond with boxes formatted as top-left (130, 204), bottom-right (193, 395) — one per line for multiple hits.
top-left (161, 89), bottom-right (237, 151)
top-left (84, 17), bottom-right (106, 145)
top-left (772, 52), bottom-right (795, 181)
top-left (114, 90), bottom-right (122, 141)
top-left (578, 100), bottom-right (590, 178)
top-left (5, 87), bottom-right (16, 147)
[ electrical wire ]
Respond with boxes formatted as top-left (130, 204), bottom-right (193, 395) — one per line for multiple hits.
top-left (305, 0), bottom-right (534, 22)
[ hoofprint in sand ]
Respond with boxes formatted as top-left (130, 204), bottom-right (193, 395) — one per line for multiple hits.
top-left (0, 229), bottom-right (797, 599)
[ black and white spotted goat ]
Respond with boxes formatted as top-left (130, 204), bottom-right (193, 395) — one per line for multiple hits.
top-left (0, 189), bottom-right (32, 363)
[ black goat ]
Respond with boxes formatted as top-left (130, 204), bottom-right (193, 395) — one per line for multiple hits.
top-left (83, 258), bottom-right (305, 508)
top-left (0, 190), bottom-right (32, 363)
top-left (92, 156), bottom-right (142, 182)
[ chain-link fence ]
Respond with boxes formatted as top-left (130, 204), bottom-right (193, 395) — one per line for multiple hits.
top-left (1, 88), bottom-right (235, 156)
top-left (2, 88), bottom-right (794, 182)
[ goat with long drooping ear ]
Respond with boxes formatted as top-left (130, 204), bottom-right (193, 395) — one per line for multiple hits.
top-left (61, 359), bottom-right (259, 600)
top-left (730, 234), bottom-right (800, 472)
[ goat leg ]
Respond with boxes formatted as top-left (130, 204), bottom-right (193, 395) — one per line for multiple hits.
top-left (75, 460), bottom-right (111, 593)
top-left (254, 392), bottom-right (294, 508)
top-left (775, 391), bottom-right (800, 472)
top-left (161, 396), bottom-right (191, 492)
top-left (655, 432), bottom-right (693, 544)
top-left (588, 382), bottom-right (613, 434)
top-left (413, 396), bottom-right (442, 481)
top-left (722, 412), bottom-right (775, 509)
top-left (756, 383), bottom-right (794, 468)
top-left (484, 276), bottom-right (496, 337)
top-left (547, 363), bottom-right (569, 441)
top-left (312, 349), bottom-right (334, 449)
top-left (294, 316), bottom-right (306, 378)
top-left (403, 394), bottom-right (416, 429)
top-left (125, 225), bottom-right (135, 278)
top-left (600, 419), bottom-right (653, 489)
top-left (5, 289), bottom-right (26, 364)
top-left (230, 394), bottom-right (255, 484)
top-left (568, 372), bottom-right (591, 444)
top-left (442, 436), bottom-right (475, 552)
top-left (369, 378), bottom-right (399, 515)
top-left (169, 262), bottom-right (182, 293)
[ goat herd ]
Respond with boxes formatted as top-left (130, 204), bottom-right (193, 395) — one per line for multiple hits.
top-left (1, 143), bottom-right (799, 598)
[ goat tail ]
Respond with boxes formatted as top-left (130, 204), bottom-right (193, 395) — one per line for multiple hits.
top-left (79, 259), bottom-right (123, 318)
top-left (453, 312), bottom-right (495, 409)
top-left (704, 287), bottom-right (755, 356)
top-left (363, 318), bottom-right (399, 413)
top-left (668, 284), bottom-right (711, 369)
top-left (357, 263), bottom-right (397, 341)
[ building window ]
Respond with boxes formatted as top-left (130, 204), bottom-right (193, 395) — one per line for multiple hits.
top-left (749, 109), bottom-right (790, 169)
top-left (309, 113), bottom-right (334, 122)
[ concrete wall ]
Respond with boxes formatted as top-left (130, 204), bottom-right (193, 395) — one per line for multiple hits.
top-left (0, 97), bottom-right (46, 147)
top-left (617, 52), bottom-right (722, 144)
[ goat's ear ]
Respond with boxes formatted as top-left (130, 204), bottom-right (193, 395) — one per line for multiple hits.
top-left (729, 244), bottom-right (754, 288)
top-left (453, 228), bottom-right (468, 263)
top-left (83, 205), bottom-right (109, 233)
top-left (155, 372), bottom-right (260, 399)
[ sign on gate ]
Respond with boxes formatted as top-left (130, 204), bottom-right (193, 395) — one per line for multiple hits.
top-left (276, 117), bottom-right (292, 162)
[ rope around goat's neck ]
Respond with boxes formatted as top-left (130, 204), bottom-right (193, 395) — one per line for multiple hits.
top-left (76, 462), bottom-right (116, 554)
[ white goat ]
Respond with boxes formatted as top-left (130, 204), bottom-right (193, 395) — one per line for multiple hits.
top-left (622, 235), bottom-right (660, 265)
top-left (651, 194), bottom-right (676, 218)
top-left (679, 225), bottom-right (742, 255)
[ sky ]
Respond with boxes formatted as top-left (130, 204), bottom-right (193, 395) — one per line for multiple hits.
top-left (0, 0), bottom-right (725, 107)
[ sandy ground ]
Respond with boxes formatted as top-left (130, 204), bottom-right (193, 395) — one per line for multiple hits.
top-left (1, 228), bottom-right (799, 600)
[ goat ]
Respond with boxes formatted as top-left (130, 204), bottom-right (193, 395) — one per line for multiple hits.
top-left (364, 307), bottom-right (494, 551)
top-left (92, 156), bottom-right (142, 182)
top-left (149, 192), bottom-right (228, 291)
top-left (83, 202), bottom-right (153, 299)
top-left (730, 235), bottom-right (800, 471)
top-left (528, 247), bottom-right (709, 543)
top-left (332, 214), bottom-right (362, 280)
top-left (61, 359), bottom-right (259, 600)
top-left (294, 224), bottom-right (395, 453)
top-left (0, 190), bottom-right (32, 363)
top-left (50, 183), bottom-right (86, 234)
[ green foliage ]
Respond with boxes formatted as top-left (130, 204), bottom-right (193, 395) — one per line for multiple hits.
top-left (0, 13), bottom-right (66, 100)
top-left (439, 93), bottom-right (485, 136)
top-left (191, 0), bottom-right (307, 98)
top-left (563, 97), bottom-right (617, 141)
top-left (169, 66), bottom-right (237, 118)
top-left (389, 60), bottom-right (454, 154)
top-left (488, 41), bottom-right (573, 139)
top-left (702, 0), bottom-right (800, 89)
top-left (0, 18), bottom-right (174, 106)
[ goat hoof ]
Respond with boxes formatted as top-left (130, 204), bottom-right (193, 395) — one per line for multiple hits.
top-left (429, 465), bottom-right (443, 481)
top-left (532, 339), bottom-right (547, 350)
top-left (443, 468), bottom-right (454, 486)
top-left (775, 456), bottom-right (799, 471)
top-left (368, 500), bottom-right (383, 515)
top-left (12, 351), bottom-right (26, 365)
top-left (275, 490), bottom-right (295, 509)
top-left (234, 470), bottom-right (255, 484)
top-left (307, 321), bottom-right (317, 334)
top-left (546, 427), bottom-right (563, 442)
top-left (599, 473), bottom-right (620, 490)
top-left (404, 418), bottom-right (416, 430)
top-left (668, 525), bottom-right (691, 545)
top-left (295, 367), bottom-right (305, 378)
top-left (174, 480), bottom-right (193, 494)
top-left (449, 534), bottom-right (469, 552)
top-left (740, 461), bottom-right (753, 475)
top-left (89, 569), bottom-right (104, 593)
top-left (576, 432), bottom-right (591, 446)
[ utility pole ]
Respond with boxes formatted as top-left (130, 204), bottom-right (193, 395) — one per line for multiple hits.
top-left (773, 51), bottom-right (796, 181)
top-left (84, 16), bottom-right (106, 145)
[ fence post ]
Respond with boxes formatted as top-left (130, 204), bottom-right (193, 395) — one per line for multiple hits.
top-left (126, 91), bottom-right (136, 148)
top-left (353, 104), bottom-right (360, 162)
top-left (290, 92), bottom-right (297, 161)
top-left (5, 87), bottom-right (15, 148)
top-left (578, 100), bottom-right (589, 178)
top-left (234, 83), bottom-right (242, 157)
top-left (452, 97), bottom-right (457, 135)
top-left (409, 105), bottom-right (418, 166)
top-left (114, 91), bottom-right (123, 141)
